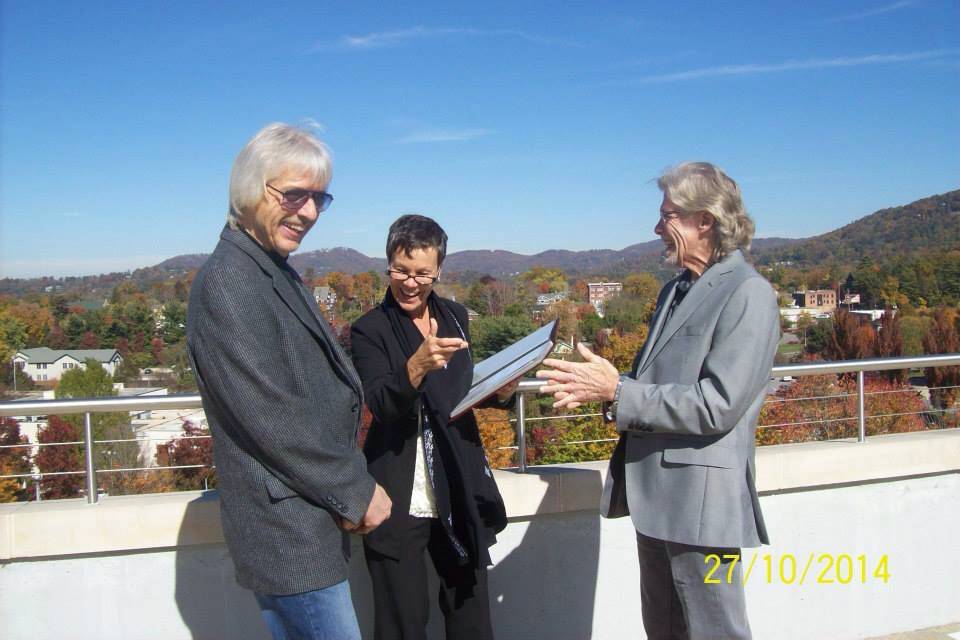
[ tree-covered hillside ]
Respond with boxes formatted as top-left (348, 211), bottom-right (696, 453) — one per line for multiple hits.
top-left (756, 190), bottom-right (960, 268)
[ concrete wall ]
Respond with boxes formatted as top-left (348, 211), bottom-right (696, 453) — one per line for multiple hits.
top-left (2, 430), bottom-right (959, 640)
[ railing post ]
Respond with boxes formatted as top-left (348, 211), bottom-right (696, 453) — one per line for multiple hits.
top-left (516, 391), bottom-right (527, 473)
top-left (857, 370), bottom-right (866, 443)
top-left (83, 412), bottom-right (98, 504)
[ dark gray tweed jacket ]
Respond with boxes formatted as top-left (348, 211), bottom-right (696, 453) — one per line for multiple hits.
top-left (187, 225), bottom-right (375, 595)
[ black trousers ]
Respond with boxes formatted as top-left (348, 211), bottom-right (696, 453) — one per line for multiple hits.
top-left (636, 532), bottom-right (752, 640)
top-left (364, 516), bottom-right (494, 640)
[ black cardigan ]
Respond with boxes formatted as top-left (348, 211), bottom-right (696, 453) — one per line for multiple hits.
top-left (350, 293), bottom-right (508, 565)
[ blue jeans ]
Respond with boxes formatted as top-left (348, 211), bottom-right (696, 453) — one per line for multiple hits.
top-left (255, 580), bottom-right (361, 640)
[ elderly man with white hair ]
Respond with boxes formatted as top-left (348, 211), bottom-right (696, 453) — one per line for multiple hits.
top-left (187, 123), bottom-right (392, 640)
top-left (538, 162), bottom-right (780, 640)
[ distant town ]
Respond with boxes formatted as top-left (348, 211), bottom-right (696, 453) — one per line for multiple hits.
top-left (1, 188), bottom-right (958, 501)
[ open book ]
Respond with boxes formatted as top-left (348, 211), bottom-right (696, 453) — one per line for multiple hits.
top-left (450, 320), bottom-right (559, 419)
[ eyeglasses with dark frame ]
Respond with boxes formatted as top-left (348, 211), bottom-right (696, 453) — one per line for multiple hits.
top-left (385, 269), bottom-right (440, 286)
top-left (265, 183), bottom-right (334, 212)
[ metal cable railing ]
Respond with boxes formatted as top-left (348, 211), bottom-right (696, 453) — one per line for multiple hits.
top-left (1, 353), bottom-right (958, 499)
top-left (509, 354), bottom-right (960, 471)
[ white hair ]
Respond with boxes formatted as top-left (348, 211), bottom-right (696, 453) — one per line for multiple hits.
top-left (657, 161), bottom-right (755, 259)
top-left (227, 123), bottom-right (333, 229)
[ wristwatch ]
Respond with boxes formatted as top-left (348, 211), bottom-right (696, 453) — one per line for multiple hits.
top-left (604, 376), bottom-right (625, 422)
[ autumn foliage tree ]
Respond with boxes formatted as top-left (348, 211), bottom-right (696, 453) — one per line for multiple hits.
top-left (474, 407), bottom-right (516, 469)
top-left (529, 406), bottom-right (617, 465)
top-left (595, 329), bottom-right (648, 372)
top-left (0, 417), bottom-right (31, 502)
top-left (922, 308), bottom-right (960, 411)
top-left (35, 416), bottom-right (84, 499)
top-left (158, 421), bottom-right (217, 491)
top-left (826, 309), bottom-right (876, 364)
top-left (465, 277), bottom-right (517, 317)
top-left (757, 371), bottom-right (927, 445)
top-left (352, 271), bottom-right (383, 312)
top-left (874, 307), bottom-right (905, 381)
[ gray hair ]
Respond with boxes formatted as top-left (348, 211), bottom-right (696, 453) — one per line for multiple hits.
top-left (227, 123), bottom-right (333, 229)
top-left (656, 162), bottom-right (755, 259)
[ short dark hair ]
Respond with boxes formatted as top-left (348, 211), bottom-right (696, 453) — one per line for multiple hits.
top-left (386, 214), bottom-right (448, 265)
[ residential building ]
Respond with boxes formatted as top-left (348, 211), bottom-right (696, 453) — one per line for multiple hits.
top-left (588, 281), bottom-right (622, 316)
top-left (7, 385), bottom-right (166, 454)
top-left (536, 291), bottom-right (568, 306)
top-left (313, 286), bottom-right (337, 308)
top-left (131, 404), bottom-right (206, 465)
top-left (551, 340), bottom-right (575, 356)
top-left (13, 348), bottom-right (123, 383)
top-left (792, 289), bottom-right (837, 312)
top-left (851, 309), bottom-right (893, 325)
top-left (779, 307), bottom-right (830, 327)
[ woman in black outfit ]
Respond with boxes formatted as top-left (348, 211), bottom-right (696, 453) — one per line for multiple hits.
top-left (350, 214), bottom-right (512, 640)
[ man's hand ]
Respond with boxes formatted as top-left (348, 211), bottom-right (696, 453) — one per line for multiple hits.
top-left (407, 317), bottom-right (469, 388)
top-left (341, 483), bottom-right (392, 535)
top-left (536, 343), bottom-right (620, 409)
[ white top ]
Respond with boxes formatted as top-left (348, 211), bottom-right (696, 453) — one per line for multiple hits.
top-left (408, 429), bottom-right (439, 517)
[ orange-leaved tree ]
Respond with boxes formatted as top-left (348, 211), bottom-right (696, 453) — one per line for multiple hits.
top-left (157, 420), bottom-right (217, 491)
top-left (922, 307), bottom-right (960, 411)
top-left (35, 416), bottom-right (84, 499)
top-left (827, 309), bottom-right (876, 364)
top-left (758, 371), bottom-right (926, 445)
top-left (875, 307), bottom-right (906, 382)
top-left (475, 407), bottom-right (516, 469)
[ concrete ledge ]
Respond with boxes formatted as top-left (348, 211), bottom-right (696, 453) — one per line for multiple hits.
top-left (2, 429), bottom-right (958, 561)
top-left (0, 490), bottom-right (223, 560)
top-left (755, 428), bottom-right (960, 492)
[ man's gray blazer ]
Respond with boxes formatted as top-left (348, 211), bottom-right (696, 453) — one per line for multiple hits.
top-left (187, 226), bottom-right (375, 595)
top-left (601, 250), bottom-right (779, 549)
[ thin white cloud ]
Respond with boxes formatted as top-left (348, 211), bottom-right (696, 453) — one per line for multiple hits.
top-left (313, 26), bottom-right (563, 52)
top-left (395, 128), bottom-right (493, 144)
top-left (828, 0), bottom-right (923, 22)
top-left (633, 49), bottom-right (958, 83)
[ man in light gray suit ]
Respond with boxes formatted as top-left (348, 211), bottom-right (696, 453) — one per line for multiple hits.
top-left (538, 162), bottom-right (779, 639)
top-left (188, 123), bottom-right (392, 639)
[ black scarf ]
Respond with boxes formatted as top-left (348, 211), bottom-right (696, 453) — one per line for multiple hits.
top-left (381, 288), bottom-right (473, 428)
top-left (381, 287), bottom-right (476, 563)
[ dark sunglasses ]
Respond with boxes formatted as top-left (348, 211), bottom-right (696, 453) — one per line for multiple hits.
top-left (266, 183), bottom-right (334, 212)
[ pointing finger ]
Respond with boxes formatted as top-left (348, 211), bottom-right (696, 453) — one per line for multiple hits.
top-left (434, 337), bottom-right (467, 348)
top-left (429, 317), bottom-right (439, 337)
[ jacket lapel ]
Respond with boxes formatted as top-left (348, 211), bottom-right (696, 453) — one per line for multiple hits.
top-left (221, 226), bottom-right (363, 395)
top-left (631, 280), bottom-right (678, 376)
top-left (284, 277), bottom-right (364, 393)
top-left (638, 251), bottom-right (743, 376)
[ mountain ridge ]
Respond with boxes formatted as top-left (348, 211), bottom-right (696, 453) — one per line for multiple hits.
top-left (2, 189), bottom-right (956, 295)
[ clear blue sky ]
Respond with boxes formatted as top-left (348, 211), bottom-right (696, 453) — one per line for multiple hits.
top-left (2, 1), bottom-right (958, 278)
